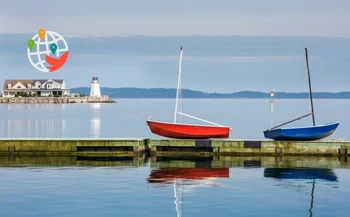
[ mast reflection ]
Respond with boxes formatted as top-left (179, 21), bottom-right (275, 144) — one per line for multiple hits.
top-left (264, 168), bottom-right (338, 217)
top-left (147, 158), bottom-right (230, 217)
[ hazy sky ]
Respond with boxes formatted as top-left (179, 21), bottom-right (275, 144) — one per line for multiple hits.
top-left (1, 0), bottom-right (350, 37)
top-left (0, 0), bottom-right (349, 93)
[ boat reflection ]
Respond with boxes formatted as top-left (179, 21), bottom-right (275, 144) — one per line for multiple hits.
top-left (264, 168), bottom-right (338, 182)
top-left (147, 167), bottom-right (229, 185)
top-left (148, 157), bottom-right (230, 217)
top-left (148, 156), bottom-right (229, 187)
top-left (264, 167), bottom-right (338, 217)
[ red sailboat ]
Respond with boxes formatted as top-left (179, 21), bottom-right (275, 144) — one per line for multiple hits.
top-left (146, 47), bottom-right (231, 139)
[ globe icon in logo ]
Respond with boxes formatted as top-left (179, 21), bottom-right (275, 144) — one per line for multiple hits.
top-left (27, 29), bottom-right (69, 72)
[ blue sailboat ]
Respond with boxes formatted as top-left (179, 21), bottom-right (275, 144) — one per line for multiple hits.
top-left (264, 48), bottom-right (339, 141)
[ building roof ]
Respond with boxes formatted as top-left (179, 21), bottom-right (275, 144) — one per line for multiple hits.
top-left (3, 79), bottom-right (64, 90)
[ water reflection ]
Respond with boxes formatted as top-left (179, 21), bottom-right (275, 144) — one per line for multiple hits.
top-left (264, 168), bottom-right (338, 182)
top-left (148, 157), bottom-right (230, 217)
top-left (0, 155), bottom-right (147, 167)
top-left (0, 155), bottom-right (348, 217)
top-left (2, 155), bottom-right (348, 171)
top-left (3, 104), bottom-right (63, 110)
top-left (264, 168), bottom-right (338, 217)
top-left (90, 103), bottom-right (101, 138)
top-left (1, 119), bottom-right (66, 137)
top-left (148, 167), bottom-right (229, 186)
top-left (147, 157), bottom-right (341, 217)
top-left (148, 167), bottom-right (230, 217)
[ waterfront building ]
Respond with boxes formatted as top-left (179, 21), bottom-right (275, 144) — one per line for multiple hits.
top-left (2, 79), bottom-right (69, 97)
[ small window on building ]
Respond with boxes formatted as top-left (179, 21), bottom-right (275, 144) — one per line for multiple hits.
top-left (7, 84), bottom-right (11, 89)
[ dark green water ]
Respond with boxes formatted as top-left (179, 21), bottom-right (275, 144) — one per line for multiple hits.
top-left (0, 156), bottom-right (349, 217)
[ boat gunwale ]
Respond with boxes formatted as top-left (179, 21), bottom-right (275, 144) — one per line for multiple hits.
top-left (147, 119), bottom-right (231, 129)
top-left (264, 121), bottom-right (339, 132)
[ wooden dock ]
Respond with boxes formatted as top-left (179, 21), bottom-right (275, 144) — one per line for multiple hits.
top-left (0, 138), bottom-right (350, 156)
top-left (0, 138), bottom-right (146, 156)
top-left (148, 138), bottom-right (350, 156)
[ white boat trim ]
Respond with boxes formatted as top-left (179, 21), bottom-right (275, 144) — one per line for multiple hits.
top-left (147, 119), bottom-right (230, 128)
top-left (266, 121), bottom-right (339, 131)
top-left (177, 112), bottom-right (225, 127)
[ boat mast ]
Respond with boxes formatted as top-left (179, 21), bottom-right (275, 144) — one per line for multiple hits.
top-left (305, 47), bottom-right (315, 126)
top-left (174, 46), bottom-right (183, 123)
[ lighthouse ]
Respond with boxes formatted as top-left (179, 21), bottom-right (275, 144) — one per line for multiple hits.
top-left (90, 75), bottom-right (101, 97)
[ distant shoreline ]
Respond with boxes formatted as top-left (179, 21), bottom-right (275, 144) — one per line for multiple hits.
top-left (70, 87), bottom-right (350, 99)
top-left (0, 96), bottom-right (115, 104)
top-left (108, 98), bottom-right (347, 100)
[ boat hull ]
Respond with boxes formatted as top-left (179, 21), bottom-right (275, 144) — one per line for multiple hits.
top-left (146, 120), bottom-right (230, 139)
top-left (263, 122), bottom-right (339, 141)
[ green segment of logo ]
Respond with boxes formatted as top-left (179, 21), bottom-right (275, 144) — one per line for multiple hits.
top-left (27, 39), bottom-right (35, 50)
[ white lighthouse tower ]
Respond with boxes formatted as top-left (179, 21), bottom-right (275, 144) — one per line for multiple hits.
top-left (90, 75), bottom-right (101, 97)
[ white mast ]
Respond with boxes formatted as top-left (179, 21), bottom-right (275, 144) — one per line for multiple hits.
top-left (174, 46), bottom-right (183, 123)
top-left (172, 47), bottom-right (229, 128)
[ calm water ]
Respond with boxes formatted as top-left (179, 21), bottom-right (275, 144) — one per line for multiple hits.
top-left (0, 156), bottom-right (350, 217)
top-left (1, 99), bottom-right (349, 216)
top-left (0, 98), bottom-right (349, 139)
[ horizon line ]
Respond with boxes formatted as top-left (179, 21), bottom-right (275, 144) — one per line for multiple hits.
top-left (70, 87), bottom-right (350, 94)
